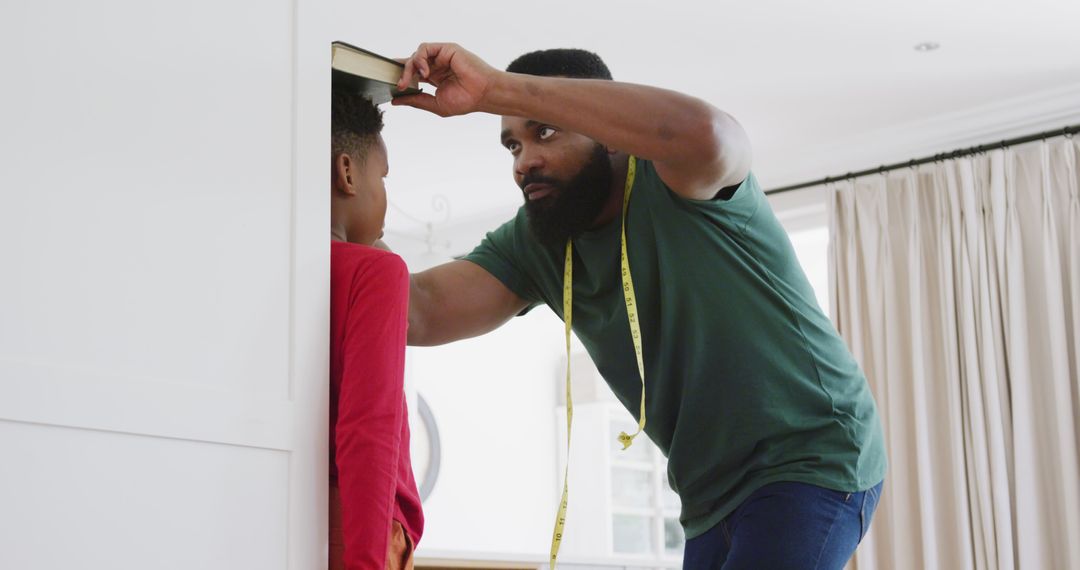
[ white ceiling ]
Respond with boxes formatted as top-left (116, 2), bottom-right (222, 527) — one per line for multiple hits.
top-left (355, 0), bottom-right (1080, 259)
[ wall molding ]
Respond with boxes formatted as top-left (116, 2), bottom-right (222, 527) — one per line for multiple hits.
top-left (765, 82), bottom-right (1080, 192)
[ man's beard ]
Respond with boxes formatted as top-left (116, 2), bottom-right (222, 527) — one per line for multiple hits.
top-left (522, 144), bottom-right (613, 247)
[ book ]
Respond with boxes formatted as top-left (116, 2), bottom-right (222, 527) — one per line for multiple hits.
top-left (331, 41), bottom-right (421, 105)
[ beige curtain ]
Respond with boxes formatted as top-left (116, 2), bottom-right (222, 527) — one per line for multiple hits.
top-left (829, 136), bottom-right (1080, 570)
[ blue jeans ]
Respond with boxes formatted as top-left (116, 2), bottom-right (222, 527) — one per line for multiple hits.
top-left (683, 480), bottom-right (884, 569)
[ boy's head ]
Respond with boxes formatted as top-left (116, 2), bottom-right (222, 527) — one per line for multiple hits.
top-left (331, 82), bottom-right (387, 245)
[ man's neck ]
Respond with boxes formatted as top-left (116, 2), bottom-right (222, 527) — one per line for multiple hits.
top-left (589, 152), bottom-right (630, 229)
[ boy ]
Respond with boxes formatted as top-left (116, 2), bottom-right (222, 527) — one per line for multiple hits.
top-left (329, 81), bottom-right (423, 569)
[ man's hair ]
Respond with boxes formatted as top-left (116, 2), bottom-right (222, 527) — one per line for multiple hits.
top-left (505, 48), bottom-right (613, 80)
top-left (331, 81), bottom-right (384, 163)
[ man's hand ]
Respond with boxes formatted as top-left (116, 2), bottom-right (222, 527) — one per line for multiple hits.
top-left (393, 43), bottom-right (498, 117)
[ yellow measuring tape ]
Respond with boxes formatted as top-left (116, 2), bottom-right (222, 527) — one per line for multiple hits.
top-left (549, 156), bottom-right (647, 568)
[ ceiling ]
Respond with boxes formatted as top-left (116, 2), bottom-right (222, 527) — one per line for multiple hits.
top-left (355, 0), bottom-right (1080, 261)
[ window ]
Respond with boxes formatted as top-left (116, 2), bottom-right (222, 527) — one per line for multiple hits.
top-left (609, 412), bottom-right (684, 558)
top-left (770, 189), bottom-right (832, 319)
top-left (787, 226), bottom-right (831, 317)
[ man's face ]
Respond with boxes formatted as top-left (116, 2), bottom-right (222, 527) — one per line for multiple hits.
top-left (500, 117), bottom-right (613, 246)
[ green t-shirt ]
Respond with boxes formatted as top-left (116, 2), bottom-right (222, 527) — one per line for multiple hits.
top-left (464, 159), bottom-right (887, 539)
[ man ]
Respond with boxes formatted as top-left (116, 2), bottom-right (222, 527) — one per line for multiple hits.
top-left (329, 82), bottom-right (423, 569)
top-left (393, 43), bottom-right (885, 569)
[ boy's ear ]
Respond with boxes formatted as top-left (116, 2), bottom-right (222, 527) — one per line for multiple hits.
top-left (333, 153), bottom-right (358, 196)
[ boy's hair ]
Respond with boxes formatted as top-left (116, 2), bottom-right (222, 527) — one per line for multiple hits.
top-left (506, 48), bottom-right (613, 80)
top-left (331, 81), bottom-right (384, 164)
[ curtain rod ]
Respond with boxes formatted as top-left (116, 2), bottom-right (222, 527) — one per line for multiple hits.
top-left (764, 123), bottom-right (1080, 196)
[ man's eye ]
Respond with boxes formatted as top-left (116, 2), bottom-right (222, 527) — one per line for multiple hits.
top-left (506, 142), bottom-right (520, 153)
top-left (538, 127), bottom-right (556, 140)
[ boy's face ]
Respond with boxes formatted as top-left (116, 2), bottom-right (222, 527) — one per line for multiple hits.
top-left (333, 134), bottom-right (388, 245)
top-left (353, 135), bottom-right (389, 245)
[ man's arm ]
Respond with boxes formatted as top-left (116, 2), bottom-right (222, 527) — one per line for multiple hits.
top-left (408, 259), bottom-right (530, 346)
top-left (394, 42), bottom-right (752, 200)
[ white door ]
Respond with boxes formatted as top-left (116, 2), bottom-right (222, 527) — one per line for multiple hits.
top-left (0, 1), bottom-right (338, 568)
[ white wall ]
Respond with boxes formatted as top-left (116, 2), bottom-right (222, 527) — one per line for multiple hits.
top-left (0, 1), bottom-right (354, 567)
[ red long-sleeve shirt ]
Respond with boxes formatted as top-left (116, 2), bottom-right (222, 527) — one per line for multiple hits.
top-left (330, 241), bottom-right (424, 568)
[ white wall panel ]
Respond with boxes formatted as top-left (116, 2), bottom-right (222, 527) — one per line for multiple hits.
top-left (0, 0), bottom-right (294, 396)
top-left (0, 421), bottom-right (289, 570)
top-left (0, 0), bottom-right (332, 568)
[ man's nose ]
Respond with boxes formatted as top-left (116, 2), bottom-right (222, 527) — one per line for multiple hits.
top-left (515, 145), bottom-right (545, 177)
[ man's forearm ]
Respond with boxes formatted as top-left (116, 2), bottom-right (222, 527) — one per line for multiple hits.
top-left (406, 274), bottom-right (429, 346)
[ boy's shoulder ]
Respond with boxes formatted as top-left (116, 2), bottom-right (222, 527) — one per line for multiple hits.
top-left (331, 241), bottom-right (406, 270)
top-left (331, 241), bottom-right (408, 292)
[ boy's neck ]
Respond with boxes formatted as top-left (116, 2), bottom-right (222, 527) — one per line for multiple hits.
top-left (331, 218), bottom-right (348, 242)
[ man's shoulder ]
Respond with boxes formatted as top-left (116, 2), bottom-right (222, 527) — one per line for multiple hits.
top-left (471, 207), bottom-right (535, 252)
top-left (636, 157), bottom-right (762, 212)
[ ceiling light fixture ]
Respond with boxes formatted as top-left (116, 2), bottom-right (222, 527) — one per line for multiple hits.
top-left (914, 42), bottom-right (941, 52)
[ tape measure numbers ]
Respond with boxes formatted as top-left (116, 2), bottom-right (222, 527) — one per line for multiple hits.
top-left (549, 156), bottom-right (647, 568)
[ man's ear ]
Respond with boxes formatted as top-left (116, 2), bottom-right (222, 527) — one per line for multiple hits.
top-left (333, 153), bottom-right (358, 196)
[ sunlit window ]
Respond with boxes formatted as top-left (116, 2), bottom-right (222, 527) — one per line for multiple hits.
top-left (609, 413), bottom-right (684, 558)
